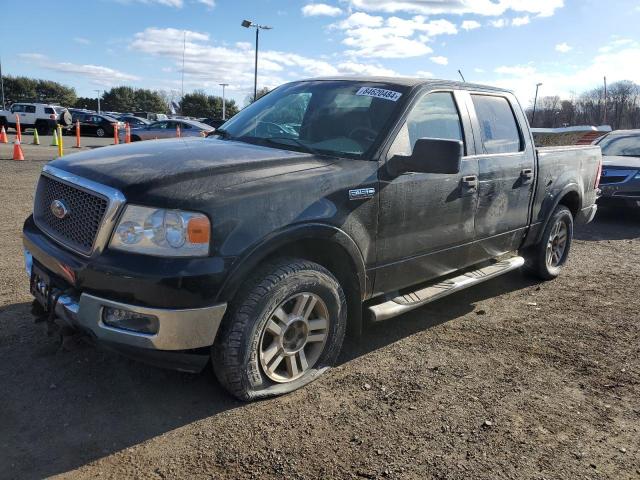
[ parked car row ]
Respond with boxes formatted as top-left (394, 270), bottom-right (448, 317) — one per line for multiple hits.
top-left (118, 118), bottom-right (214, 141)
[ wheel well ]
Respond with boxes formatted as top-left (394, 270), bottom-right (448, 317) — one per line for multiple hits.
top-left (558, 191), bottom-right (580, 218)
top-left (264, 239), bottom-right (364, 336)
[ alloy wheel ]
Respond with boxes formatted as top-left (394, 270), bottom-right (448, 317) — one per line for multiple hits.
top-left (546, 219), bottom-right (568, 268)
top-left (259, 292), bottom-right (330, 383)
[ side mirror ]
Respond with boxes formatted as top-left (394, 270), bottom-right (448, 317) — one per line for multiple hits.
top-left (388, 138), bottom-right (463, 176)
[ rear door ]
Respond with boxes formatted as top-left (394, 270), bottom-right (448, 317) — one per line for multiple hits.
top-left (465, 92), bottom-right (535, 258)
top-left (22, 105), bottom-right (37, 126)
top-left (374, 90), bottom-right (479, 295)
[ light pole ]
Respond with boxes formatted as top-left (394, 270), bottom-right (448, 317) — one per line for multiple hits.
top-left (241, 19), bottom-right (273, 102)
top-left (0, 56), bottom-right (5, 110)
top-left (532, 82), bottom-right (543, 126)
top-left (94, 89), bottom-right (102, 114)
top-left (219, 83), bottom-right (229, 120)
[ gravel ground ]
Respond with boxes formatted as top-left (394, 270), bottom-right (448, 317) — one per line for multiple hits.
top-left (0, 158), bottom-right (639, 480)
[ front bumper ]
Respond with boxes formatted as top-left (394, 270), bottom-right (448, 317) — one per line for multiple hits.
top-left (25, 248), bottom-right (227, 352)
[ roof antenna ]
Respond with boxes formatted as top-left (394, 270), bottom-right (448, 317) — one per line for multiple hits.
top-left (458, 70), bottom-right (466, 82)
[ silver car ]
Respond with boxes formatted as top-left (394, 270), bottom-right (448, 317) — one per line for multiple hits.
top-left (121, 119), bottom-right (214, 142)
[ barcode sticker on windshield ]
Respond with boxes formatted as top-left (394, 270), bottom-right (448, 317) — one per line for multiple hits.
top-left (356, 87), bottom-right (402, 102)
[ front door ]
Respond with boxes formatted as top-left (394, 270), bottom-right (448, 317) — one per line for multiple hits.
top-left (374, 90), bottom-right (479, 296)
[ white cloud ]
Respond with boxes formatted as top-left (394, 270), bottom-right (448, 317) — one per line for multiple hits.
top-left (19, 53), bottom-right (140, 86)
top-left (337, 61), bottom-right (398, 76)
top-left (555, 42), bottom-right (572, 53)
top-left (416, 70), bottom-right (434, 77)
top-left (494, 64), bottom-right (536, 76)
top-left (512, 15), bottom-right (530, 26)
top-left (336, 13), bottom-right (456, 59)
top-left (129, 27), bottom-right (398, 98)
top-left (461, 20), bottom-right (481, 30)
top-left (335, 11), bottom-right (384, 28)
top-left (487, 39), bottom-right (640, 106)
top-left (348, 0), bottom-right (564, 17)
top-left (598, 38), bottom-right (633, 53)
top-left (430, 55), bottom-right (449, 65)
top-left (197, 0), bottom-right (215, 8)
top-left (474, 67), bottom-right (485, 73)
top-left (302, 3), bottom-right (343, 17)
top-left (490, 18), bottom-right (507, 28)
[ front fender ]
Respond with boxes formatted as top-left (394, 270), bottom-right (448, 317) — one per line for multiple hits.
top-left (215, 222), bottom-right (367, 304)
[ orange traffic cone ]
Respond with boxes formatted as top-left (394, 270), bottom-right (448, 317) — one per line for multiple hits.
top-left (0, 126), bottom-right (7, 144)
top-left (15, 115), bottom-right (22, 142)
top-left (74, 120), bottom-right (81, 148)
top-left (13, 139), bottom-right (25, 161)
top-left (125, 123), bottom-right (131, 143)
top-left (176, 125), bottom-right (181, 138)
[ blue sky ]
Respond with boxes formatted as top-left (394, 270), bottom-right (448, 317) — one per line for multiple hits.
top-left (2, 0), bottom-right (640, 106)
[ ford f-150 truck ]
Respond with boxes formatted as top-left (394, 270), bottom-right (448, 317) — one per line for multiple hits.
top-left (23, 78), bottom-right (601, 400)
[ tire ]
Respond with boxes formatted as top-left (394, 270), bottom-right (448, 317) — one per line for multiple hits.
top-left (59, 110), bottom-right (73, 127)
top-left (131, 135), bottom-right (141, 142)
top-left (35, 122), bottom-right (50, 136)
top-left (524, 205), bottom-right (573, 280)
top-left (96, 127), bottom-right (106, 137)
top-left (213, 257), bottom-right (347, 401)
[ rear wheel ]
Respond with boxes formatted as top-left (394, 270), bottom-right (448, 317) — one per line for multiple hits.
top-left (213, 258), bottom-right (346, 401)
top-left (524, 205), bottom-right (573, 280)
top-left (96, 127), bottom-right (106, 137)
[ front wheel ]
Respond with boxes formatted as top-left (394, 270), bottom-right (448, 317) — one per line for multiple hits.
top-left (524, 205), bottom-right (573, 280)
top-left (213, 258), bottom-right (346, 401)
top-left (96, 127), bottom-right (106, 137)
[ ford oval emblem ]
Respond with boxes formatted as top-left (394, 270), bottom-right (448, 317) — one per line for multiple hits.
top-left (50, 199), bottom-right (69, 219)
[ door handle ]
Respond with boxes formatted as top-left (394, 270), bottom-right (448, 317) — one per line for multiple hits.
top-left (520, 168), bottom-right (534, 180)
top-left (461, 175), bottom-right (478, 189)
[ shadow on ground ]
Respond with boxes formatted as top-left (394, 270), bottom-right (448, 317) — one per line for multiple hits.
top-left (0, 268), bottom-right (538, 479)
top-left (575, 205), bottom-right (640, 241)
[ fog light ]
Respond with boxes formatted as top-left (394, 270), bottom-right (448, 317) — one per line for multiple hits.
top-left (102, 307), bottom-right (159, 334)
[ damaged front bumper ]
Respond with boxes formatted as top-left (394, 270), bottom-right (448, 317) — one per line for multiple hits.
top-left (25, 248), bottom-right (226, 372)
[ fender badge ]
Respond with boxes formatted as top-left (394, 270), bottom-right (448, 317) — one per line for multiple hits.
top-left (349, 187), bottom-right (375, 200)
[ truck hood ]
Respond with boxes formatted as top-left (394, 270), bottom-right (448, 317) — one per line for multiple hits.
top-left (602, 155), bottom-right (640, 169)
top-left (48, 137), bottom-right (333, 199)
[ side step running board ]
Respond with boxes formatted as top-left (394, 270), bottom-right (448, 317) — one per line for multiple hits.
top-left (368, 256), bottom-right (525, 322)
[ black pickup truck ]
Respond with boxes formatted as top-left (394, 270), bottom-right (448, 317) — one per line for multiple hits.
top-left (23, 77), bottom-right (601, 400)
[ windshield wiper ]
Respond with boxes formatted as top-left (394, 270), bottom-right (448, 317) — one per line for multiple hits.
top-left (213, 128), bottom-right (232, 139)
top-left (263, 136), bottom-right (323, 156)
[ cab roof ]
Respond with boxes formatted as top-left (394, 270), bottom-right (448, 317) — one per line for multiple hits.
top-left (298, 76), bottom-right (512, 94)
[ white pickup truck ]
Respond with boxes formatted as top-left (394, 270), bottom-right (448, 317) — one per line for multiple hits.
top-left (0, 103), bottom-right (72, 135)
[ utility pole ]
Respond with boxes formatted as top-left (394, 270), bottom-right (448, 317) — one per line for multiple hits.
top-left (603, 76), bottom-right (608, 125)
top-left (0, 57), bottom-right (5, 110)
top-left (242, 20), bottom-right (273, 102)
top-left (181, 31), bottom-right (186, 107)
top-left (532, 82), bottom-right (543, 126)
top-left (219, 83), bottom-right (229, 120)
top-left (94, 89), bottom-right (102, 113)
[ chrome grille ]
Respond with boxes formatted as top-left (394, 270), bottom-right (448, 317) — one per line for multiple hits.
top-left (34, 175), bottom-right (108, 255)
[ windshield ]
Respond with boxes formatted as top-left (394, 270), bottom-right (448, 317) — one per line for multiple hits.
top-left (598, 134), bottom-right (640, 157)
top-left (218, 80), bottom-right (408, 158)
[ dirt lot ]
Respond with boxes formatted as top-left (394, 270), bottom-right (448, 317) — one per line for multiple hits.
top-left (0, 157), bottom-right (639, 480)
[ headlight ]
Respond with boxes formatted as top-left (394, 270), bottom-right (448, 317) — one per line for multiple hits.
top-left (634, 171), bottom-right (640, 179)
top-left (110, 205), bottom-right (210, 257)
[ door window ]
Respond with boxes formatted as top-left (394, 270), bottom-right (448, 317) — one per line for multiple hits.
top-left (471, 95), bottom-right (522, 154)
top-left (388, 92), bottom-right (464, 158)
top-left (11, 105), bottom-right (25, 113)
top-left (25, 105), bottom-right (36, 113)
